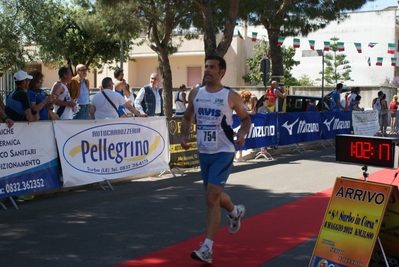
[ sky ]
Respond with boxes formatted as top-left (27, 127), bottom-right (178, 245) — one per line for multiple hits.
top-left (357, 0), bottom-right (398, 11)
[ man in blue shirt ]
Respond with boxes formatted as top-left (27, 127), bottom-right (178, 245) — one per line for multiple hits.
top-left (329, 83), bottom-right (348, 112)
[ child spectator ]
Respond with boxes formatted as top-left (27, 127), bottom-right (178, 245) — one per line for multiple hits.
top-left (257, 97), bottom-right (271, 113)
top-left (306, 99), bottom-right (318, 112)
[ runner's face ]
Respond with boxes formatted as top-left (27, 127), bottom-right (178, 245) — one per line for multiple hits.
top-left (204, 59), bottom-right (225, 84)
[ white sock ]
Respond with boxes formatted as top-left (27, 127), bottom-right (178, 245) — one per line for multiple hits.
top-left (203, 238), bottom-right (213, 252)
top-left (229, 205), bottom-right (238, 218)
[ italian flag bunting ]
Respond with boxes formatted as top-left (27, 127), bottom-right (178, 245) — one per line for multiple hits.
top-left (293, 38), bottom-right (300, 48)
top-left (337, 42), bottom-right (345, 52)
top-left (391, 57), bottom-right (397, 66)
top-left (376, 57), bottom-right (383, 66)
top-left (308, 40), bottom-right (315, 50)
top-left (354, 43), bottom-right (362, 53)
top-left (278, 36), bottom-right (285, 46)
top-left (251, 32), bottom-right (258, 42)
top-left (368, 42), bottom-right (377, 48)
top-left (367, 57), bottom-right (371, 66)
top-left (388, 43), bottom-right (396, 54)
top-left (323, 41), bottom-right (330, 51)
top-left (237, 30), bottom-right (244, 40)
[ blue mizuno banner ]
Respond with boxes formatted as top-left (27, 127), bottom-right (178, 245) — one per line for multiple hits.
top-left (320, 111), bottom-right (352, 140)
top-left (278, 112), bottom-right (320, 146)
top-left (233, 113), bottom-right (278, 150)
top-left (0, 122), bottom-right (61, 198)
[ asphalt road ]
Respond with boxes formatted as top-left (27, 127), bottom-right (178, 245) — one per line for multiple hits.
top-left (0, 147), bottom-right (383, 267)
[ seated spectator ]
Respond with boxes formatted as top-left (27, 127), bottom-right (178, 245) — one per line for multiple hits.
top-left (90, 77), bottom-right (147, 119)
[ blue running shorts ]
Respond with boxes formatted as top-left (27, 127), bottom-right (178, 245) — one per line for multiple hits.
top-left (198, 152), bottom-right (235, 187)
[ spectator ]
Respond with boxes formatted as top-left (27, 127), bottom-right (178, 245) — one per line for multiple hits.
top-left (306, 99), bottom-right (318, 112)
top-left (235, 90), bottom-right (252, 162)
top-left (90, 77), bottom-right (147, 120)
top-left (27, 71), bottom-right (58, 120)
top-left (51, 67), bottom-right (76, 120)
top-left (257, 97), bottom-right (271, 113)
top-left (5, 71), bottom-right (39, 122)
top-left (174, 84), bottom-right (188, 117)
top-left (257, 80), bottom-right (285, 112)
top-left (349, 95), bottom-right (364, 111)
top-left (380, 93), bottom-right (388, 135)
top-left (329, 83), bottom-right (348, 112)
top-left (372, 90), bottom-right (383, 127)
top-left (248, 94), bottom-right (258, 115)
top-left (134, 73), bottom-right (163, 116)
top-left (5, 71), bottom-right (40, 202)
top-left (114, 78), bottom-right (129, 117)
top-left (390, 95), bottom-right (398, 133)
top-left (341, 93), bottom-right (350, 110)
top-left (0, 106), bottom-right (14, 128)
top-left (122, 82), bottom-right (136, 117)
top-left (67, 64), bottom-right (90, 119)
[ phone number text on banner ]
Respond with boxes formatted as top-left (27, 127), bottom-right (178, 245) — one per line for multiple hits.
top-left (53, 118), bottom-right (169, 187)
top-left (0, 122), bottom-right (61, 198)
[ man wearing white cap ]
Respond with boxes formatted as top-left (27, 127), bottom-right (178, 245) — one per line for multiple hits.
top-left (5, 71), bottom-right (40, 122)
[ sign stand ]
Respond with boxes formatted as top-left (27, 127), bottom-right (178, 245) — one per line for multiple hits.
top-left (361, 165), bottom-right (389, 267)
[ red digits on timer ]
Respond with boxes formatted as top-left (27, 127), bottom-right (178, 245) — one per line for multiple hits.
top-left (350, 141), bottom-right (390, 160)
top-left (350, 141), bottom-right (372, 159)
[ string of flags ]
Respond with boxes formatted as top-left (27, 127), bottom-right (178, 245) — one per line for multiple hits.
top-left (276, 36), bottom-right (397, 67)
top-left (237, 31), bottom-right (398, 66)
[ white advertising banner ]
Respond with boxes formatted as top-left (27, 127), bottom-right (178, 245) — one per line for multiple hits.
top-left (0, 122), bottom-right (61, 198)
top-left (352, 110), bottom-right (380, 136)
top-left (53, 118), bottom-right (169, 187)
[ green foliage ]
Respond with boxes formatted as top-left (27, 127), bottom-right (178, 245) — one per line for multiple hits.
top-left (0, 0), bottom-right (30, 73)
top-left (238, 0), bottom-right (368, 80)
top-left (242, 41), bottom-right (300, 86)
top-left (0, 0), bottom-right (140, 75)
top-left (297, 74), bottom-right (315, 86)
top-left (318, 36), bottom-right (352, 85)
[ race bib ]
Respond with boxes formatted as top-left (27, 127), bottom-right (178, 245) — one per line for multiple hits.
top-left (197, 125), bottom-right (218, 151)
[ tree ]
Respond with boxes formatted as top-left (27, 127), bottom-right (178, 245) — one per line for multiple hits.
top-left (242, 41), bottom-right (300, 86)
top-left (297, 74), bottom-right (315, 86)
top-left (319, 37), bottom-right (352, 85)
top-left (191, 0), bottom-right (239, 58)
top-left (97, 0), bottom-right (196, 117)
top-left (23, 1), bottom-right (140, 74)
top-left (0, 0), bottom-right (34, 74)
top-left (239, 0), bottom-right (369, 83)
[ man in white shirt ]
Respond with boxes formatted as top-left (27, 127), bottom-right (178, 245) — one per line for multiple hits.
top-left (134, 73), bottom-right (163, 116)
top-left (90, 77), bottom-right (147, 120)
top-left (51, 67), bottom-right (76, 120)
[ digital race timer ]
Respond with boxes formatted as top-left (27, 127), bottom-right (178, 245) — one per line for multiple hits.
top-left (335, 134), bottom-right (399, 168)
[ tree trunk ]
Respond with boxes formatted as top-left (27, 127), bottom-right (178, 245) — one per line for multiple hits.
top-left (156, 48), bottom-right (173, 118)
top-left (201, 1), bottom-right (217, 56)
top-left (267, 27), bottom-right (284, 82)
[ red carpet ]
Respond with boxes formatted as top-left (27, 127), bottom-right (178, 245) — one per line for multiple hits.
top-left (116, 169), bottom-right (399, 267)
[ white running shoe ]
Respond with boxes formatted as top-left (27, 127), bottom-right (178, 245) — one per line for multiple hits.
top-left (190, 244), bottom-right (212, 264)
top-left (227, 204), bottom-right (245, 234)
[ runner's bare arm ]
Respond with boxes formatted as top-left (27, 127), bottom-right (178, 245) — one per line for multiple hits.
top-left (181, 87), bottom-right (199, 150)
top-left (230, 91), bottom-right (251, 147)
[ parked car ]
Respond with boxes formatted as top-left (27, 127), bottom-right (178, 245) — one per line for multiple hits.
top-left (284, 88), bottom-right (350, 112)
